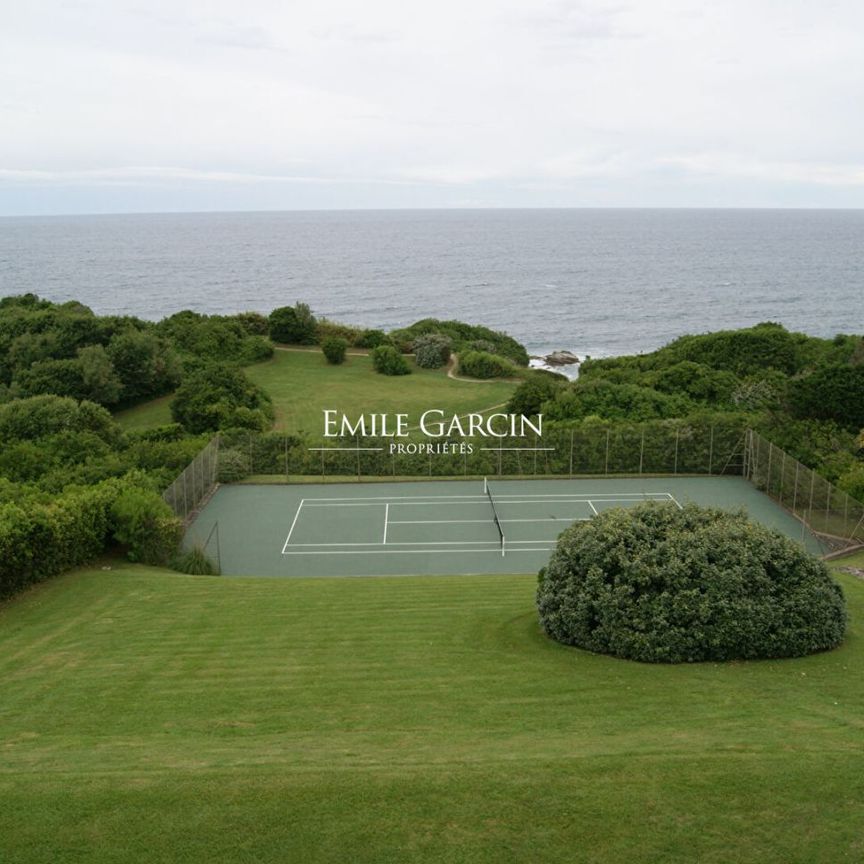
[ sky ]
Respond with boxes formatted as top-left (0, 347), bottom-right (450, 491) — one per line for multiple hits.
top-left (2, 0), bottom-right (864, 215)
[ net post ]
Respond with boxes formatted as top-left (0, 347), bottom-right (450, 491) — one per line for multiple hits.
top-left (501, 535), bottom-right (506, 557)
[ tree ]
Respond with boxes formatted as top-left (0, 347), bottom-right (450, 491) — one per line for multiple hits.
top-left (107, 330), bottom-right (180, 402)
top-left (170, 364), bottom-right (274, 433)
top-left (269, 302), bottom-right (318, 344)
top-left (507, 375), bottom-right (566, 416)
top-left (77, 345), bottom-right (122, 405)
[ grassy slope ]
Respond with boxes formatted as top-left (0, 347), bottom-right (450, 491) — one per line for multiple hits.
top-left (115, 350), bottom-right (517, 435)
top-left (1, 562), bottom-right (862, 864)
top-left (246, 349), bottom-right (517, 435)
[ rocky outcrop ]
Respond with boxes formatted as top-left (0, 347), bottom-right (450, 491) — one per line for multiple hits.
top-left (532, 350), bottom-right (580, 366)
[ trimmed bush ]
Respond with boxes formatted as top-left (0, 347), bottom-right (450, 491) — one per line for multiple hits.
top-left (537, 502), bottom-right (846, 663)
top-left (413, 333), bottom-right (452, 369)
top-left (321, 337), bottom-right (348, 365)
top-left (458, 350), bottom-right (515, 379)
top-left (371, 345), bottom-right (411, 376)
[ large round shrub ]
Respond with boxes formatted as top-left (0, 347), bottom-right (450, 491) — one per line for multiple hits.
top-left (537, 503), bottom-right (846, 663)
top-left (321, 336), bottom-right (348, 365)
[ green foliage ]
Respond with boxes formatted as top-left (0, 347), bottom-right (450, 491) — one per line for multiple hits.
top-left (789, 364), bottom-right (864, 431)
top-left (321, 336), bottom-right (348, 365)
top-left (316, 318), bottom-right (363, 346)
top-left (172, 546), bottom-right (219, 575)
top-left (157, 310), bottom-right (273, 365)
top-left (356, 329), bottom-right (388, 348)
top-left (537, 502), bottom-right (847, 663)
top-left (412, 333), bottom-right (452, 369)
top-left (216, 449), bottom-right (250, 482)
top-left (371, 345), bottom-right (411, 376)
top-left (544, 379), bottom-right (692, 422)
top-left (651, 361), bottom-right (737, 404)
top-left (170, 365), bottom-right (274, 434)
top-left (837, 462), bottom-right (864, 502)
top-left (391, 318), bottom-right (529, 366)
top-left (111, 486), bottom-right (182, 565)
top-left (458, 350), bottom-right (515, 379)
top-left (268, 303), bottom-right (318, 345)
top-left (107, 330), bottom-right (180, 403)
top-left (506, 374), bottom-right (566, 415)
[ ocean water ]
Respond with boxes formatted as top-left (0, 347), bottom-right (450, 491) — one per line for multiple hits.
top-left (0, 209), bottom-right (862, 361)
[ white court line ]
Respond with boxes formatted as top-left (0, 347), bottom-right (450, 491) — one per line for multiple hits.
top-left (303, 497), bottom-right (666, 509)
top-left (281, 499), bottom-right (306, 554)
top-left (383, 503), bottom-right (389, 545)
top-left (295, 491), bottom-right (674, 503)
top-left (282, 546), bottom-right (558, 556)
top-left (587, 500), bottom-right (599, 515)
top-left (389, 518), bottom-right (588, 524)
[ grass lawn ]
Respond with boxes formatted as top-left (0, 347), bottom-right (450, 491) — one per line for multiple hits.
top-left (1, 561), bottom-right (862, 863)
top-left (114, 393), bottom-right (173, 430)
top-left (114, 349), bottom-right (517, 435)
top-left (246, 349), bottom-right (517, 435)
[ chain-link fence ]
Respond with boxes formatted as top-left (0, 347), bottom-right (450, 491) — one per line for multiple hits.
top-left (745, 429), bottom-right (864, 555)
top-left (215, 418), bottom-right (747, 481)
top-left (162, 434), bottom-right (220, 521)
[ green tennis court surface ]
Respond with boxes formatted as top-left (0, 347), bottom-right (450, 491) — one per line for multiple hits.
top-left (185, 476), bottom-right (824, 577)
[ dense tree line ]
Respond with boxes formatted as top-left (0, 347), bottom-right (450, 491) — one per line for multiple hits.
top-left (506, 322), bottom-right (864, 500)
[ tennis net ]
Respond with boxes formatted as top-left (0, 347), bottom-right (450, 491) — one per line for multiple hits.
top-left (485, 479), bottom-right (506, 556)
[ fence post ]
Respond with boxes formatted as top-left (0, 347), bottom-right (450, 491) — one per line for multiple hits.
top-left (707, 425), bottom-right (715, 475)
top-left (604, 428), bottom-right (610, 475)
top-left (673, 428), bottom-right (679, 475)
top-left (569, 428), bottom-right (574, 478)
top-left (638, 429), bottom-right (645, 475)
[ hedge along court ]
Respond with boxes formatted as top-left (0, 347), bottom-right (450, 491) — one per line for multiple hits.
top-left (183, 476), bottom-right (825, 577)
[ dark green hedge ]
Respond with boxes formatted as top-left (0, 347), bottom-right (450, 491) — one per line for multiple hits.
top-left (537, 503), bottom-right (846, 663)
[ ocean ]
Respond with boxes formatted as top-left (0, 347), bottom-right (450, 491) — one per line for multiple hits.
top-left (1, 209), bottom-right (862, 362)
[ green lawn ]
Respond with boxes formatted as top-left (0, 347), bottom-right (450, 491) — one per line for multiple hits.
top-left (1, 561), bottom-right (862, 863)
top-left (114, 393), bottom-right (173, 430)
top-left (115, 349), bottom-right (517, 435)
top-left (247, 349), bottom-right (517, 435)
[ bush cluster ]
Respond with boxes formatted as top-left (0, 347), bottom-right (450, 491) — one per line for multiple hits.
top-left (537, 502), bottom-right (847, 663)
top-left (0, 476), bottom-right (183, 600)
top-left (371, 345), bottom-right (411, 376)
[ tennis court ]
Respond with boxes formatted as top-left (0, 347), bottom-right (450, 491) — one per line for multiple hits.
top-left (184, 475), bottom-right (825, 576)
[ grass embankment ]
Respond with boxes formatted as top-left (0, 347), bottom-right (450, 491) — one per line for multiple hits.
top-left (115, 349), bottom-right (517, 435)
top-left (1, 561), bottom-right (862, 863)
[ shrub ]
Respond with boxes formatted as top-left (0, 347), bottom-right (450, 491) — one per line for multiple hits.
top-left (172, 546), bottom-right (218, 575)
top-left (391, 319), bottom-right (529, 366)
top-left (216, 449), bottom-right (250, 482)
top-left (413, 333), bottom-right (452, 369)
top-left (111, 486), bottom-right (182, 565)
top-left (357, 329), bottom-right (388, 349)
top-left (268, 303), bottom-right (318, 344)
top-left (458, 350), bottom-right (515, 379)
top-left (537, 502), bottom-right (847, 663)
top-left (371, 345), bottom-right (411, 376)
top-left (321, 337), bottom-right (348, 365)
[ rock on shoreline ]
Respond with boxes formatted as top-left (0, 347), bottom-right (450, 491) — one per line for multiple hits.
top-left (531, 350), bottom-right (580, 366)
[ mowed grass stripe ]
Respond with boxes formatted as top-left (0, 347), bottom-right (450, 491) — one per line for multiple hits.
top-left (0, 562), bottom-right (863, 863)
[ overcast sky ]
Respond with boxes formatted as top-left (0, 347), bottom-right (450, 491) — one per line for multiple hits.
top-left (2, 0), bottom-right (863, 215)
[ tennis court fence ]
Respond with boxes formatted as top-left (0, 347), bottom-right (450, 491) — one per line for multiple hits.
top-left (162, 434), bottom-right (220, 521)
top-left (744, 429), bottom-right (864, 555)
